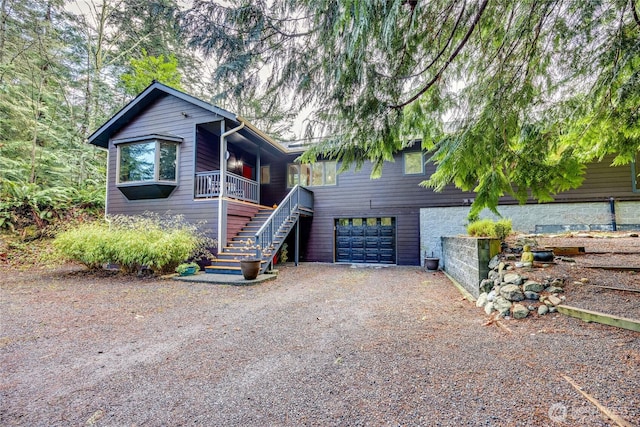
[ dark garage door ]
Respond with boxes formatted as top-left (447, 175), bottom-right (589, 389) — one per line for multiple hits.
top-left (335, 217), bottom-right (396, 264)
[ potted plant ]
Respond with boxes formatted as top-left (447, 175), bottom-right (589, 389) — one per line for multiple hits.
top-left (424, 251), bottom-right (440, 271)
top-left (175, 262), bottom-right (199, 276)
top-left (238, 238), bottom-right (261, 280)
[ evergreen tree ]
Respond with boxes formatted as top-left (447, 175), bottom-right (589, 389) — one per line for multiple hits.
top-left (183, 0), bottom-right (640, 217)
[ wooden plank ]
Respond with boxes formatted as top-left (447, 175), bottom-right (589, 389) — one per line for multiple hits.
top-left (561, 374), bottom-right (634, 427)
top-left (545, 246), bottom-right (585, 255)
top-left (557, 305), bottom-right (640, 332)
top-left (585, 265), bottom-right (640, 272)
top-left (586, 284), bottom-right (640, 293)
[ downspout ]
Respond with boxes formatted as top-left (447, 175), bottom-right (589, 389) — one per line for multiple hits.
top-left (217, 121), bottom-right (245, 254)
top-left (609, 197), bottom-right (617, 231)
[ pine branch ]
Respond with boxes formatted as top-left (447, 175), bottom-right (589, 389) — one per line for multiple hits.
top-left (389, 0), bottom-right (489, 109)
top-left (631, 0), bottom-right (640, 27)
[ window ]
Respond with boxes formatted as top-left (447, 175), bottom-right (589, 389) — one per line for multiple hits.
top-left (260, 165), bottom-right (271, 184)
top-left (403, 151), bottom-right (424, 175)
top-left (118, 139), bottom-right (178, 183)
top-left (113, 135), bottom-right (181, 200)
top-left (287, 161), bottom-right (337, 187)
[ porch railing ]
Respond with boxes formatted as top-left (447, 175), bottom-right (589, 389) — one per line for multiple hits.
top-left (194, 170), bottom-right (259, 203)
top-left (254, 185), bottom-right (314, 262)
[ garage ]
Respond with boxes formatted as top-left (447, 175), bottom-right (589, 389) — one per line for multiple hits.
top-left (335, 217), bottom-right (396, 264)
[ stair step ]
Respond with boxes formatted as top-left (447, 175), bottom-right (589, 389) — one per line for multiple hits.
top-left (205, 266), bottom-right (242, 275)
top-left (210, 258), bottom-right (267, 267)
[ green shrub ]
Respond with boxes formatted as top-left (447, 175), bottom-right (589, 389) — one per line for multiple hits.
top-left (54, 213), bottom-right (215, 274)
top-left (467, 218), bottom-right (512, 240)
top-left (493, 219), bottom-right (513, 240)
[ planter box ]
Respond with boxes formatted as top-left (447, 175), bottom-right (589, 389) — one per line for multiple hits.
top-left (441, 237), bottom-right (501, 298)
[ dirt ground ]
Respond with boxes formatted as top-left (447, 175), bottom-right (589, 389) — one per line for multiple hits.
top-left (505, 232), bottom-right (640, 320)
top-left (1, 257), bottom-right (639, 426)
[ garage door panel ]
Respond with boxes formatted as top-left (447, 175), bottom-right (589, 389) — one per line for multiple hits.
top-left (351, 249), bottom-right (365, 262)
top-left (351, 237), bottom-right (365, 248)
top-left (335, 217), bottom-right (396, 264)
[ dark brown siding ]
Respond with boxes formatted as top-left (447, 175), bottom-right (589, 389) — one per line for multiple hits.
top-left (302, 147), bottom-right (431, 265)
top-left (259, 155), bottom-right (296, 207)
top-left (195, 128), bottom-right (220, 172)
top-left (106, 94), bottom-right (221, 236)
top-left (300, 149), bottom-right (639, 266)
top-left (546, 157), bottom-right (638, 202)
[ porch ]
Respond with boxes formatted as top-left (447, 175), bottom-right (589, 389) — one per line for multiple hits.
top-left (195, 170), bottom-right (259, 204)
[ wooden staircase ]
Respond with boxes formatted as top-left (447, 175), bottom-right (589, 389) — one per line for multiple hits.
top-left (205, 208), bottom-right (272, 275)
top-left (205, 185), bottom-right (314, 276)
top-left (205, 208), bottom-right (298, 275)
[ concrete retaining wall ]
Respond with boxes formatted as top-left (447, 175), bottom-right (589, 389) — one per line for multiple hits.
top-left (420, 201), bottom-right (640, 262)
top-left (441, 237), bottom-right (500, 298)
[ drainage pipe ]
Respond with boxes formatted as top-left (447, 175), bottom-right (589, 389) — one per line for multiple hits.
top-left (609, 197), bottom-right (617, 231)
top-left (217, 121), bottom-right (246, 253)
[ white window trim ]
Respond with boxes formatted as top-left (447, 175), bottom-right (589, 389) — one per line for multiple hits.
top-left (115, 138), bottom-right (180, 185)
top-left (403, 151), bottom-right (424, 175)
top-left (632, 154), bottom-right (639, 193)
top-left (287, 161), bottom-right (337, 188)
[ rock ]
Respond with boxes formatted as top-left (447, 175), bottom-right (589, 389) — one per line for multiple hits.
top-left (505, 254), bottom-right (517, 261)
top-left (488, 255), bottom-right (500, 269)
top-left (503, 273), bottom-right (523, 286)
top-left (629, 233), bottom-right (638, 238)
top-left (573, 281), bottom-right (583, 286)
top-left (527, 305), bottom-right (535, 311)
top-left (559, 257), bottom-right (576, 263)
top-left (522, 280), bottom-right (545, 293)
top-left (549, 306), bottom-right (557, 313)
top-left (480, 279), bottom-right (494, 294)
top-left (547, 295), bottom-right (562, 306)
top-left (498, 262), bottom-right (506, 274)
top-left (506, 265), bottom-right (514, 271)
top-left (512, 304), bottom-right (529, 319)
top-left (500, 284), bottom-right (525, 302)
top-left (538, 305), bottom-right (549, 315)
top-left (545, 286), bottom-right (564, 294)
top-left (580, 278), bottom-right (589, 284)
top-left (476, 292), bottom-right (489, 308)
top-left (493, 296), bottom-right (512, 316)
top-left (487, 290), bottom-right (496, 302)
top-left (524, 291), bottom-right (539, 300)
top-left (493, 278), bottom-right (502, 287)
top-left (484, 302), bottom-right (495, 315)
top-left (550, 278), bottom-right (564, 286)
top-left (488, 270), bottom-right (499, 280)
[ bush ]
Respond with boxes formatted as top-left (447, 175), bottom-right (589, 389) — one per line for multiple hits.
top-left (54, 213), bottom-right (215, 274)
top-left (466, 218), bottom-right (512, 240)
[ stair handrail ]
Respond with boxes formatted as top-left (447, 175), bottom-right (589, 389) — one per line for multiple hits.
top-left (254, 185), bottom-right (313, 260)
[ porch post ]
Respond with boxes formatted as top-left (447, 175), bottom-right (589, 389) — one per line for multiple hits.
top-left (256, 145), bottom-right (261, 204)
top-left (217, 122), bottom-right (226, 254)
top-left (217, 120), bottom-right (245, 254)
top-left (295, 219), bottom-right (300, 266)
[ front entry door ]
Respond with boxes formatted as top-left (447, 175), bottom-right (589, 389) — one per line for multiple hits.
top-left (335, 217), bottom-right (396, 264)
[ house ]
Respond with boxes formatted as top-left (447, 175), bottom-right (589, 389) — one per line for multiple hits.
top-left (89, 82), bottom-right (640, 274)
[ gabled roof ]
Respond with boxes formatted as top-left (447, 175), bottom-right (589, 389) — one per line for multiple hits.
top-left (87, 81), bottom-right (288, 153)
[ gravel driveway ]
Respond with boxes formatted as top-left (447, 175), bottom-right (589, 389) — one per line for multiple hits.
top-left (1, 263), bottom-right (638, 426)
